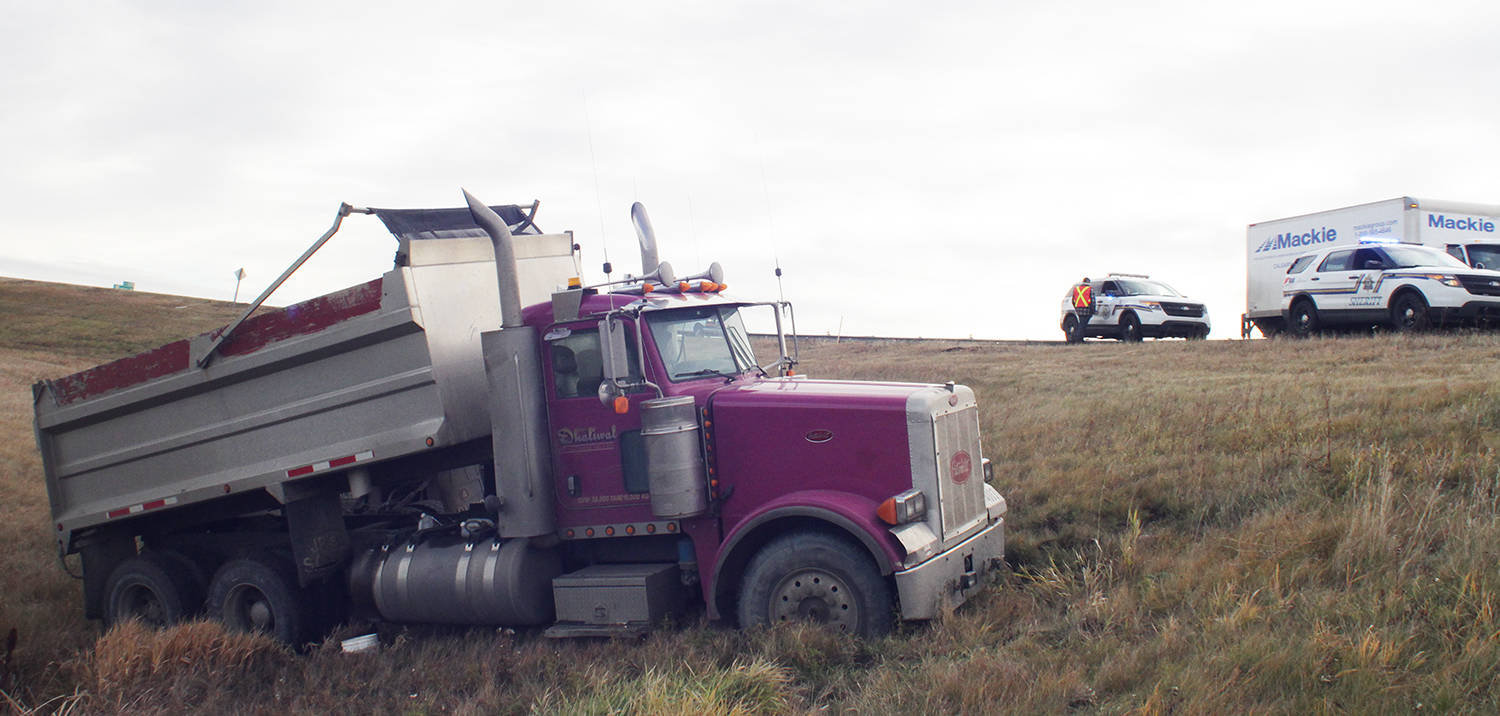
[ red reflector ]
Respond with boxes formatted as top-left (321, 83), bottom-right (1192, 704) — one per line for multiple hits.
top-left (287, 465), bottom-right (315, 478)
top-left (329, 455), bottom-right (358, 468)
top-left (107, 508), bottom-right (130, 519)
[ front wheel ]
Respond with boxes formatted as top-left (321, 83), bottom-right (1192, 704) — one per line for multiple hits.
top-left (1119, 313), bottom-right (1143, 342)
top-left (737, 532), bottom-right (892, 637)
top-left (1391, 293), bottom-right (1431, 332)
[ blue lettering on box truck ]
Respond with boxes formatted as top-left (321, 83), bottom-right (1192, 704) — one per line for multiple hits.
top-left (1254, 227), bottom-right (1338, 254)
top-left (1428, 214), bottom-right (1496, 233)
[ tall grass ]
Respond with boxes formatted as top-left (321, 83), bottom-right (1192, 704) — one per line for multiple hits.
top-left (3, 279), bottom-right (1500, 712)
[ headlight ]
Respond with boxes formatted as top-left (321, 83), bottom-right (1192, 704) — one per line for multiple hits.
top-left (1425, 274), bottom-right (1463, 287)
top-left (876, 488), bottom-right (926, 525)
top-left (1141, 301), bottom-right (1163, 311)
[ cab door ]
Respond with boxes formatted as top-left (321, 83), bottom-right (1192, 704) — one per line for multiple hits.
top-left (541, 323), bottom-right (654, 532)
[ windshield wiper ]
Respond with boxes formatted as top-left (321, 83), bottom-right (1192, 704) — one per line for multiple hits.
top-left (676, 368), bottom-right (737, 384)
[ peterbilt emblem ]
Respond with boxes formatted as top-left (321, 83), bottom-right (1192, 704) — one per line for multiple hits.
top-left (804, 429), bottom-right (834, 444)
top-left (951, 450), bottom-right (973, 484)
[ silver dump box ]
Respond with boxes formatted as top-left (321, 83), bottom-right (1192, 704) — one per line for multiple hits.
top-left (33, 212), bottom-right (576, 552)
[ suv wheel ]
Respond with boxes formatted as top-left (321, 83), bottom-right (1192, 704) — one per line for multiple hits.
top-left (1391, 293), bottom-right (1431, 332)
top-left (1289, 300), bottom-right (1319, 337)
top-left (1063, 315), bottom-right (1084, 343)
top-left (1119, 313), bottom-right (1143, 342)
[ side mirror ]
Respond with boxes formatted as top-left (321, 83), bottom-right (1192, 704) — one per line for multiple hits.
top-left (597, 314), bottom-right (632, 405)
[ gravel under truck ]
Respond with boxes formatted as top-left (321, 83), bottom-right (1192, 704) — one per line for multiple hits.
top-left (32, 191), bottom-right (1007, 642)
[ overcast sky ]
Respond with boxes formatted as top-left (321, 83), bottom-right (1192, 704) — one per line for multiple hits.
top-left (5, 1), bottom-right (1499, 340)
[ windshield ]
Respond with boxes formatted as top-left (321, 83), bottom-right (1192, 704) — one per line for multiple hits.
top-left (1115, 279), bottom-right (1182, 297)
top-left (1379, 246), bottom-right (1470, 270)
top-left (646, 305), bottom-right (759, 381)
top-left (1464, 244), bottom-right (1500, 270)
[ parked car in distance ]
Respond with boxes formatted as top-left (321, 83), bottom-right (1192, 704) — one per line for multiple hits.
top-left (1060, 273), bottom-right (1210, 342)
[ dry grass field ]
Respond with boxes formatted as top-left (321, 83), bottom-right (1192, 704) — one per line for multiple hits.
top-left (4, 276), bottom-right (1500, 713)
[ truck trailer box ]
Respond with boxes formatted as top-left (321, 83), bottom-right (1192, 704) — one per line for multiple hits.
top-left (1245, 197), bottom-right (1500, 336)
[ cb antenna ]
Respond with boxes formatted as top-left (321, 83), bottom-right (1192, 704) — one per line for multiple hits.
top-left (755, 130), bottom-right (784, 303)
top-left (584, 94), bottom-right (613, 282)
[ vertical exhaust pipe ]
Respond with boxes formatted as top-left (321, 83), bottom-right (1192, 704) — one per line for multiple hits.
top-left (631, 202), bottom-right (660, 277)
top-left (464, 189), bottom-right (555, 538)
top-left (464, 189), bottom-right (524, 329)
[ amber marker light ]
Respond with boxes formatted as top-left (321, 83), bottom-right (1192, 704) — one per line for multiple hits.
top-left (585, 528), bottom-right (596, 537)
top-left (567, 276), bottom-right (582, 288)
top-left (605, 526), bottom-right (615, 536)
top-left (625, 525), bottom-right (636, 535)
top-left (613, 395), bottom-right (630, 414)
top-left (642, 283), bottom-right (655, 294)
top-left (679, 281), bottom-right (691, 292)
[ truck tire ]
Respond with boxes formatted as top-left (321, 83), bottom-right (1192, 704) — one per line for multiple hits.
top-left (1391, 293), bottom-right (1431, 332)
top-left (1062, 315), bottom-right (1084, 343)
top-left (103, 553), bottom-right (205, 628)
top-left (207, 556), bottom-right (307, 645)
top-left (1119, 313), bottom-right (1143, 342)
top-left (1289, 299), bottom-right (1319, 337)
top-left (737, 532), bottom-right (892, 638)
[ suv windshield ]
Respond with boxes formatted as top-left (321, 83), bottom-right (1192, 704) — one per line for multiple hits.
top-left (1379, 246), bottom-right (1469, 270)
top-left (1114, 279), bottom-right (1181, 297)
top-left (646, 305), bottom-right (758, 381)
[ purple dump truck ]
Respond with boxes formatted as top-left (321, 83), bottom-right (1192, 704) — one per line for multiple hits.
top-left (32, 191), bottom-right (1005, 642)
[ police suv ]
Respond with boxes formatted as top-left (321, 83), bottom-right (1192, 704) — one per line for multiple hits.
top-left (1282, 242), bottom-right (1500, 335)
top-left (1060, 274), bottom-right (1211, 342)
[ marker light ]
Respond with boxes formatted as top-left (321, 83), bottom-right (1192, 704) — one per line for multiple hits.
top-left (703, 281), bottom-right (720, 292)
top-left (642, 283), bottom-right (655, 294)
top-left (679, 281), bottom-right (691, 292)
top-left (567, 277), bottom-right (582, 288)
top-left (876, 488), bottom-right (927, 526)
top-left (613, 396), bottom-right (630, 414)
top-left (716, 282), bottom-right (727, 292)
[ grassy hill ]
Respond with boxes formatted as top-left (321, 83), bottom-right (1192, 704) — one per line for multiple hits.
top-left (3, 277), bottom-right (1499, 713)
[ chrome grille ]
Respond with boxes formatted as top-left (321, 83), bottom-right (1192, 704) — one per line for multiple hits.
top-left (932, 405), bottom-right (985, 542)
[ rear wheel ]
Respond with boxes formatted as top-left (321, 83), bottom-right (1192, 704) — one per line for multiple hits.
top-left (737, 532), bottom-right (892, 637)
top-left (1119, 313), bottom-right (1143, 342)
top-left (207, 556), bottom-right (308, 645)
top-left (1391, 293), bottom-right (1431, 332)
top-left (1289, 300), bottom-right (1319, 337)
top-left (103, 553), bottom-right (204, 628)
top-left (1062, 315), bottom-right (1084, 343)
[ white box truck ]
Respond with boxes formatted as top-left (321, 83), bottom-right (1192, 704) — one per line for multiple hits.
top-left (1243, 197), bottom-right (1500, 337)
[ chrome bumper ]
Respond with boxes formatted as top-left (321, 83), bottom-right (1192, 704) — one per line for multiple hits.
top-left (893, 516), bottom-right (1005, 621)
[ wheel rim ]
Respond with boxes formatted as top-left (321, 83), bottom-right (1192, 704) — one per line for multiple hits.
top-left (768, 567), bottom-right (858, 632)
top-left (1123, 319), bottom-right (1139, 341)
top-left (1397, 301), bottom-right (1419, 329)
top-left (119, 583), bottom-right (168, 625)
top-left (1295, 307), bottom-right (1313, 332)
top-left (224, 584), bottom-right (276, 632)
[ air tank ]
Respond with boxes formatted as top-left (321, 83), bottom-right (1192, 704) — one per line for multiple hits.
top-left (640, 395), bottom-right (709, 518)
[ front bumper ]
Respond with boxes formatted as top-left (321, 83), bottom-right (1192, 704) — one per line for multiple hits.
top-left (1432, 300), bottom-right (1500, 324)
top-left (893, 517), bottom-right (1005, 620)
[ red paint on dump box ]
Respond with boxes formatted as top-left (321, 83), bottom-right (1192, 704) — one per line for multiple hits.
top-left (50, 279), bottom-right (385, 406)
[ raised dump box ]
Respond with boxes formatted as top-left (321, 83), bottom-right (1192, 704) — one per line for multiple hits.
top-left (33, 210), bottom-right (576, 553)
